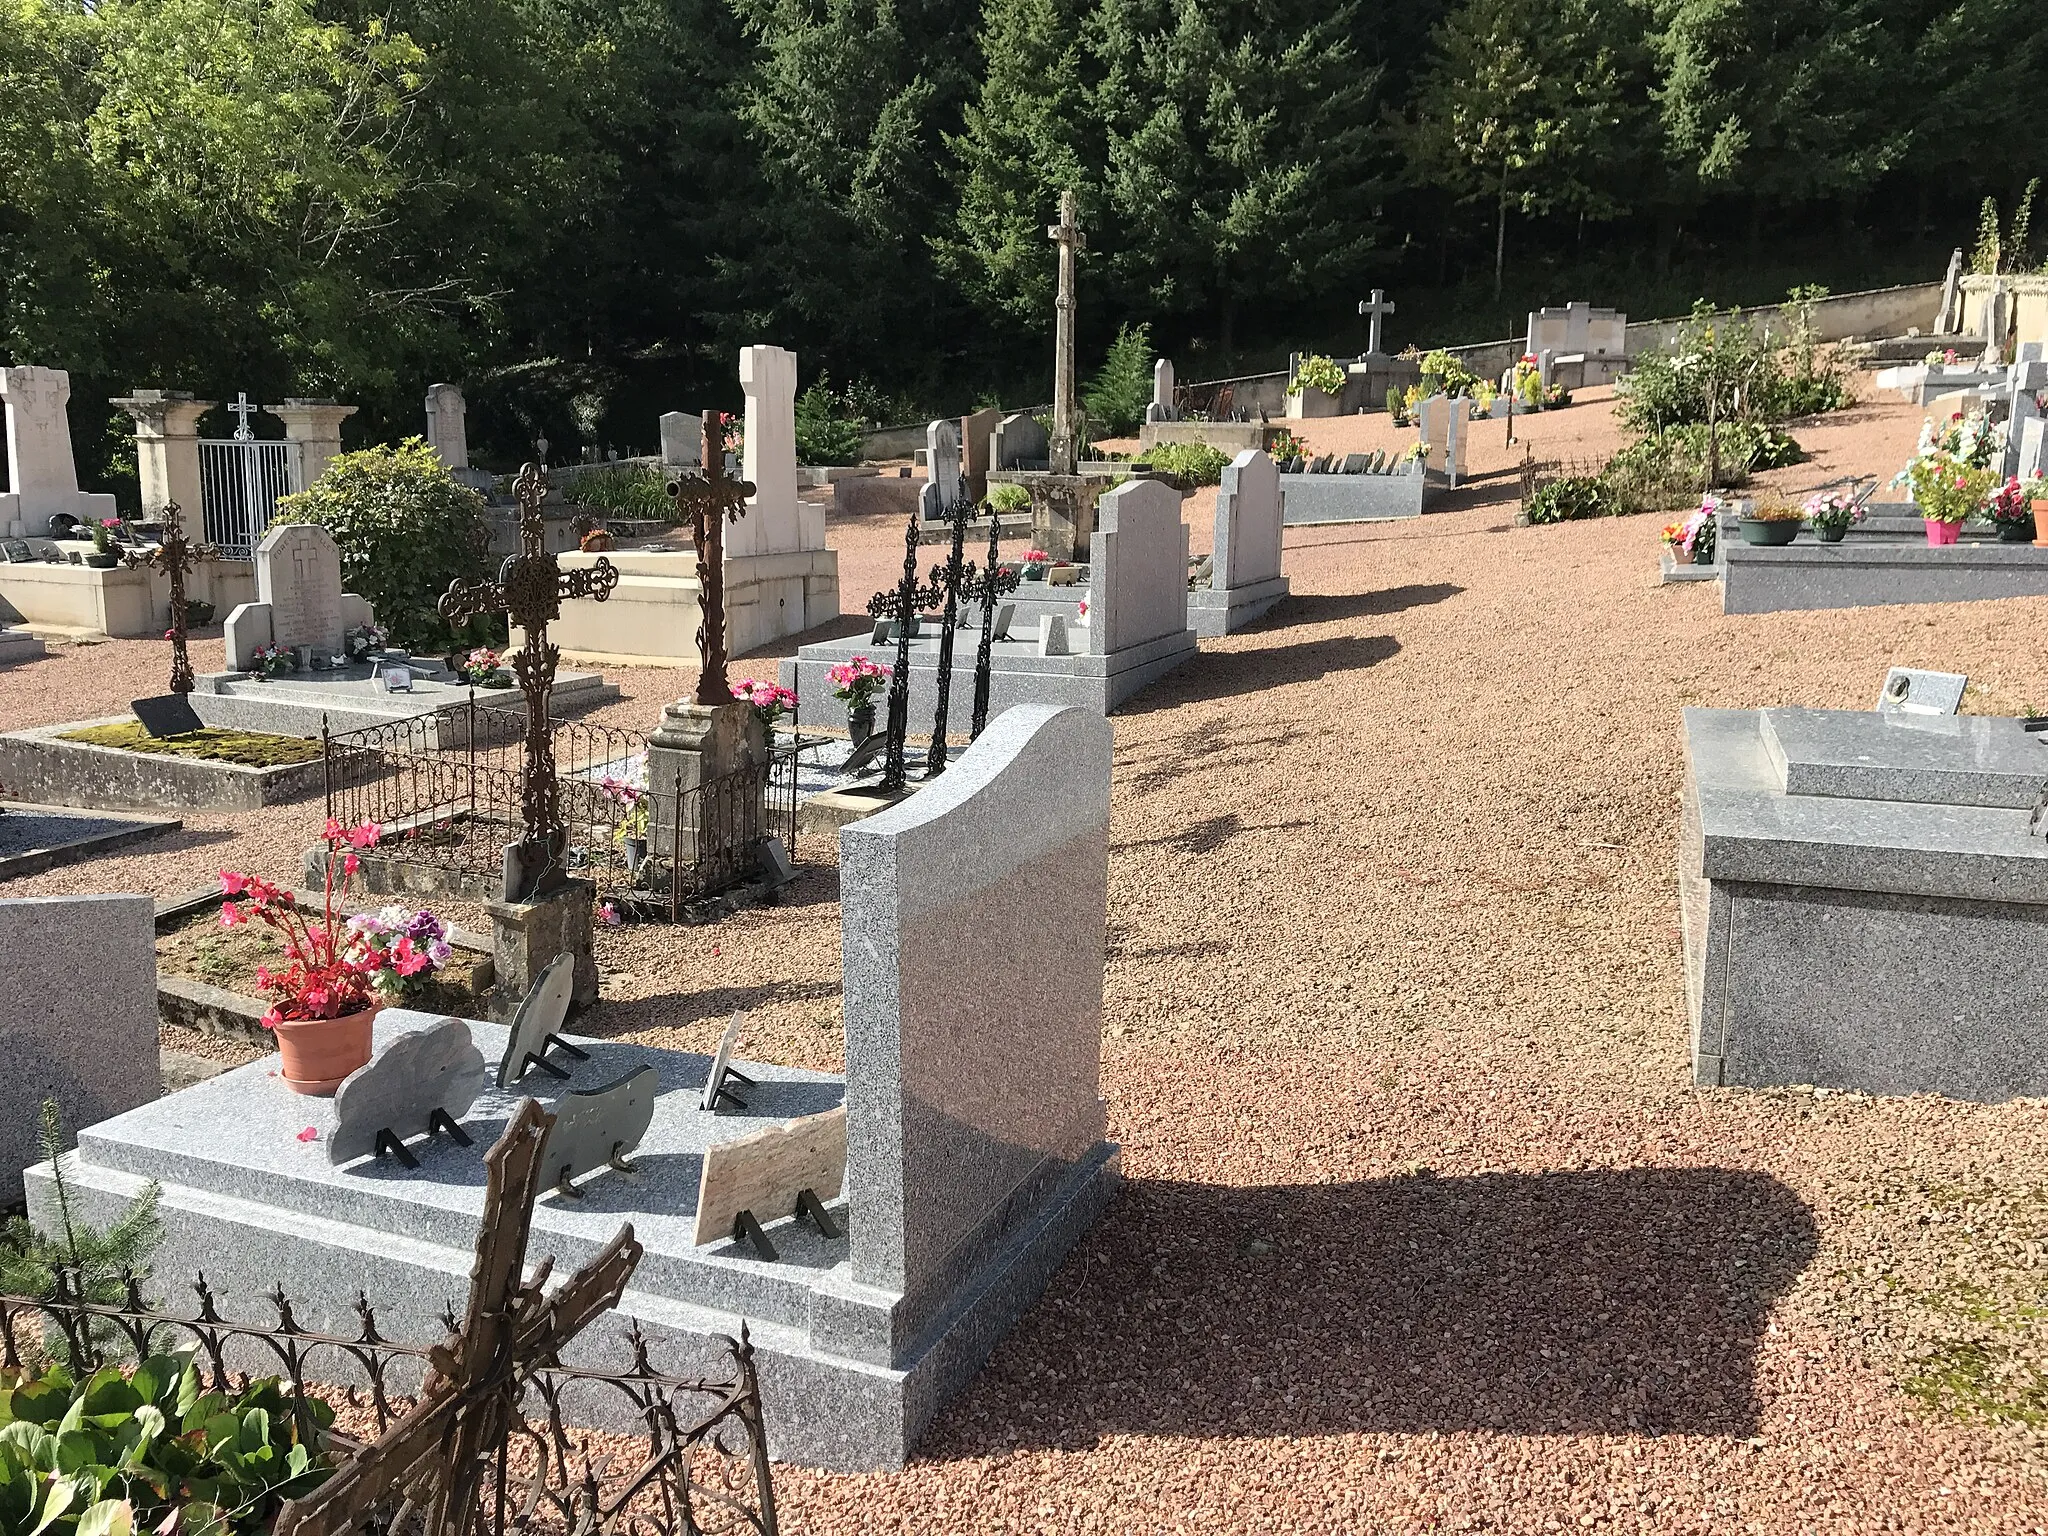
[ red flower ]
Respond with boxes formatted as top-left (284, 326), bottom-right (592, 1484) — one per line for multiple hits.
top-left (343, 851), bottom-right (360, 876)
top-left (221, 871), bottom-right (249, 896)
top-left (296, 1127), bottom-right (318, 1143)
top-left (220, 902), bottom-right (246, 928)
top-left (345, 821), bottom-right (380, 850)
top-left (324, 816), bottom-right (344, 842)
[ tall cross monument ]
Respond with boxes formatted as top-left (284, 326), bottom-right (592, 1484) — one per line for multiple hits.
top-left (665, 412), bottom-right (755, 705)
top-left (1047, 191), bottom-right (1086, 478)
top-left (1359, 290), bottom-right (1396, 356)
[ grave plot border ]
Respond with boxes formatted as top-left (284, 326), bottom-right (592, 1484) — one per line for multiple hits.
top-left (0, 800), bottom-right (183, 879)
top-left (0, 718), bottom-right (327, 812)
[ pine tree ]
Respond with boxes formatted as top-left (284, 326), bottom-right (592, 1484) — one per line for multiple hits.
top-left (0, 1100), bottom-right (163, 1306)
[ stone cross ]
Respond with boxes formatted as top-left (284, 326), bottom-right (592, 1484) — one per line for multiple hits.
top-left (440, 465), bottom-right (619, 899)
top-left (124, 500), bottom-right (212, 694)
top-left (1359, 289), bottom-right (1396, 355)
top-left (1046, 191), bottom-right (1086, 477)
top-left (665, 413), bottom-right (756, 707)
top-left (227, 392), bottom-right (257, 442)
top-left (273, 1098), bottom-right (643, 1536)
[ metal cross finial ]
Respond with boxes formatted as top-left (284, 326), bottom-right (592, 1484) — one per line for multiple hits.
top-left (124, 500), bottom-right (214, 695)
top-left (439, 463), bottom-right (618, 900)
top-left (228, 392), bottom-right (257, 442)
top-left (666, 412), bottom-right (756, 707)
top-left (1359, 289), bottom-right (1396, 355)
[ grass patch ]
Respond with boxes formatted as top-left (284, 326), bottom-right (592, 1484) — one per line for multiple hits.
top-left (60, 721), bottom-right (323, 766)
top-left (157, 908), bottom-right (486, 1015)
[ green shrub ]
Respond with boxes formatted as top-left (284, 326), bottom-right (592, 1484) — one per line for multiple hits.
top-left (1083, 322), bottom-right (1153, 436)
top-left (271, 439), bottom-right (492, 651)
top-left (1139, 441), bottom-right (1230, 485)
top-left (1418, 349), bottom-right (1483, 399)
top-left (1, 1104), bottom-right (161, 1311)
top-left (1618, 297), bottom-right (1850, 434)
top-left (1525, 477), bottom-right (1606, 524)
top-left (793, 376), bottom-right (868, 466)
top-left (564, 464), bottom-right (669, 519)
top-left (986, 483), bottom-right (1030, 513)
top-left (1287, 354), bottom-right (1346, 397)
top-left (1385, 386), bottom-right (1403, 420)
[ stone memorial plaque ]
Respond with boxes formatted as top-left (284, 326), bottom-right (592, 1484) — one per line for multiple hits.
top-left (380, 665), bottom-right (414, 693)
top-left (691, 1106), bottom-right (847, 1247)
top-left (130, 694), bottom-right (204, 738)
top-left (329, 1017), bottom-right (487, 1165)
top-left (496, 952), bottom-right (579, 1088)
top-left (700, 1011), bottom-right (753, 1111)
top-left (541, 1065), bottom-right (657, 1193)
top-left (255, 524), bottom-right (346, 654)
top-left (1877, 667), bottom-right (1967, 716)
top-left (1, 540), bottom-right (29, 563)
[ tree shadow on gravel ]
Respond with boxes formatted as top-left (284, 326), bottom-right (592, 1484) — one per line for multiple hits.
top-left (930, 1168), bottom-right (1816, 1453)
top-left (1122, 635), bottom-right (1400, 714)
top-left (1251, 583), bottom-right (1464, 629)
top-left (575, 977), bottom-right (845, 1039)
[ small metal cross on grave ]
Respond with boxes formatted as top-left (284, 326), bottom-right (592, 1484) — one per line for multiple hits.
top-left (1359, 289), bottom-right (1395, 356)
top-left (921, 492), bottom-right (980, 779)
top-left (666, 413), bottom-right (755, 707)
top-left (228, 392), bottom-right (258, 443)
top-left (440, 464), bottom-right (618, 899)
top-left (867, 510), bottom-right (943, 795)
top-left (123, 499), bottom-right (213, 695)
top-left (272, 1098), bottom-right (644, 1536)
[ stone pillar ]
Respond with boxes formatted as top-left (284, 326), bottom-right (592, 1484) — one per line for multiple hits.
top-left (424, 383), bottom-right (468, 470)
top-left (484, 877), bottom-right (598, 1022)
top-left (645, 700), bottom-right (767, 865)
top-left (735, 346), bottom-right (799, 557)
top-left (112, 391), bottom-right (213, 518)
top-left (960, 406), bottom-right (998, 502)
top-left (263, 398), bottom-right (358, 489)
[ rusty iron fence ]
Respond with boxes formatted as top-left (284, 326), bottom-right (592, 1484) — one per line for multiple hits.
top-left (320, 697), bottom-right (804, 919)
top-left (0, 1268), bottom-right (777, 1536)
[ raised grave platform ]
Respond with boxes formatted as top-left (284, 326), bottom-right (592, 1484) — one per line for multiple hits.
top-left (191, 656), bottom-right (618, 740)
top-left (1721, 538), bottom-right (2048, 614)
top-left (0, 802), bottom-right (181, 878)
top-left (1280, 463), bottom-right (1429, 525)
top-left (1681, 706), bottom-right (2048, 1100)
top-left (0, 718), bottom-right (327, 811)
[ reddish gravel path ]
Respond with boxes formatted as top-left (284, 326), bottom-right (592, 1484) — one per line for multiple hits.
top-left (5, 378), bottom-right (2046, 1532)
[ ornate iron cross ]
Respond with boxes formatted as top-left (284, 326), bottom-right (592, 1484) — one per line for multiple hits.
top-left (968, 518), bottom-right (1021, 741)
top-left (440, 465), bottom-right (618, 897)
top-left (124, 499), bottom-right (213, 695)
top-left (922, 492), bottom-right (980, 779)
top-left (871, 509), bottom-right (939, 795)
top-left (666, 413), bottom-right (755, 706)
top-left (273, 1098), bottom-right (643, 1536)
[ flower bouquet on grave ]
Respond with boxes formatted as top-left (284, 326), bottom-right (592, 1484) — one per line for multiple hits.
top-left (250, 642), bottom-right (295, 677)
top-left (828, 655), bottom-right (888, 744)
top-left (456, 645), bottom-right (512, 687)
top-left (1801, 490), bottom-right (1864, 544)
top-left (1898, 452), bottom-right (1997, 544)
top-left (219, 818), bottom-right (387, 1094)
top-left (345, 903), bottom-right (455, 1004)
top-left (1986, 475), bottom-right (2036, 541)
top-left (732, 677), bottom-right (797, 736)
top-left (343, 623), bottom-right (387, 661)
top-left (1020, 548), bottom-right (1052, 580)
top-left (86, 518), bottom-right (122, 568)
top-left (600, 751), bottom-right (652, 871)
top-left (1513, 356), bottom-right (1545, 410)
top-left (1662, 501), bottom-right (1719, 563)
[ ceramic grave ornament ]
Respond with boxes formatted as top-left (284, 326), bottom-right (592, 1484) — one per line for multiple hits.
top-left (496, 953), bottom-right (587, 1087)
top-left (541, 1066), bottom-right (658, 1196)
top-left (330, 1017), bottom-right (488, 1165)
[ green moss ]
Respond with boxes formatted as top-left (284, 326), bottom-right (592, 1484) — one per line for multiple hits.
top-left (60, 720), bottom-right (322, 766)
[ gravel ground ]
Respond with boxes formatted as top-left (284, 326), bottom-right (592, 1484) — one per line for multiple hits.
top-left (6, 378), bottom-right (2048, 1531)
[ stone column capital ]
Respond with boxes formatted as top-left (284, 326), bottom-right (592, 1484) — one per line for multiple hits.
top-left (112, 391), bottom-right (215, 439)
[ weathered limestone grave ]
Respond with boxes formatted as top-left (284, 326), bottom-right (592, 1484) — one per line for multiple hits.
top-left (660, 410), bottom-right (705, 467)
top-left (1189, 449), bottom-right (1289, 635)
top-left (1, 367), bottom-right (118, 539)
top-left (0, 894), bottom-right (158, 1203)
top-left (43, 702), bottom-right (1119, 1471)
top-left (1683, 704), bottom-right (2048, 1100)
top-left (1527, 301), bottom-right (1628, 388)
top-left (424, 383), bottom-right (494, 492)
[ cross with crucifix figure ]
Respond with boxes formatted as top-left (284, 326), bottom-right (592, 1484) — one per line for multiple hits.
top-left (666, 413), bottom-right (755, 706)
top-left (1046, 192), bottom-right (1086, 478)
top-left (1359, 290), bottom-right (1395, 356)
top-left (440, 464), bottom-right (618, 900)
top-left (123, 500), bottom-right (213, 695)
top-left (273, 1098), bottom-right (643, 1536)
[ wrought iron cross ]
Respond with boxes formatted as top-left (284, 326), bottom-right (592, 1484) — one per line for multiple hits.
top-left (969, 518), bottom-right (1021, 741)
top-left (228, 392), bottom-right (258, 442)
top-left (440, 465), bottom-right (618, 897)
top-left (124, 499), bottom-right (213, 695)
top-left (922, 492), bottom-right (980, 779)
top-left (873, 509), bottom-right (936, 795)
top-left (666, 413), bottom-right (755, 707)
top-left (273, 1098), bottom-right (643, 1536)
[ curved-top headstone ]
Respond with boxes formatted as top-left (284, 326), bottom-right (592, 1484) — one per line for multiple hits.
top-left (329, 1016), bottom-right (487, 1164)
top-left (926, 419), bottom-right (962, 514)
top-left (497, 951), bottom-right (578, 1087)
top-left (1214, 449), bottom-right (1281, 591)
top-left (254, 523), bottom-right (346, 655)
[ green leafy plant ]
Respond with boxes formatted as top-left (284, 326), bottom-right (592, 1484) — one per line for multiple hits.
top-left (1385, 386), bottom-right (1404, 421)
top-left (1287, 355), bottom-right (1346, 397)
top-left (1417, 349), bottom-right (1483, 399)
top-left (564, 465), bottom-right (669, 519)
top-left (1525, 477), bottom-right (1605, 524)
top-left (1138, 441), bottom-right (1230, 485)
top-left (792, 375), bottom-right (868, 467)
top-left (1083, 322), bottom-right (1153, 436)
top-left (985, 483), bottom-right (1030, 513)
top-left (0, 1103), bottom-right (162, 1309)
top-left (1265, 428), bottom-right (1305, 463)
top-left (270, 440), bottom-right (492, 652)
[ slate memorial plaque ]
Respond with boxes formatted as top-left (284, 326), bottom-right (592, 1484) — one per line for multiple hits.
top-left (130, 694), bottom-right (205, 738)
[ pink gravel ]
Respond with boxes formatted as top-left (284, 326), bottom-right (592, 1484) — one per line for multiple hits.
top-left (6, 377), bottom-right (2047, 1531)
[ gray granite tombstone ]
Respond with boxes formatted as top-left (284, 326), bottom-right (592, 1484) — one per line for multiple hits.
top-left (541, 1066), bottom-right (658, 1193)
top-left (991, 413), bottom-right (1049, 471)
top-left (660, 410), bottom-right (704, 466)
top-left (495, 952), bottom-right (582, 1087)
top-left (1190, 448), bottom-right (1288, 636)
top-left (839, 702), bottom-right (1117, 1358)
top-left (920, 419), bottom-right (962, 520)
top-left (328, 1016), bottom-right (487, 1164)
top-left (1087, 479), bottom-right (1191, 658)
top-left (0, 894), bottom-right (157, 1204)
top-left (1877, 667), bottom-right (1967, 716)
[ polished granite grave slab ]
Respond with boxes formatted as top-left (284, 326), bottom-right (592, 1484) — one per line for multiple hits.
top-left (189, 657), bottom-right (618, 739)
top-left (1680, 707), bottom-right (2048, 1101)
top-left (1721, 539), bottom-right (2048, 615)
top-left (1759, 707), bottom-right (2048, 809)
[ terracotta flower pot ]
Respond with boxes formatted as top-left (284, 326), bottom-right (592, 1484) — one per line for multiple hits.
top-left (1924, 517), bottom-right (1961, 546)
top-left (273, 1005), bottom-right (378, 1095)
top-left (1667, 543), bottom-right (1695, 565)
top-left (2033, 500), bottom-right (2048, 548)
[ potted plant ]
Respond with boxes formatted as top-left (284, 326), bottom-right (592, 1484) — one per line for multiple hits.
top-left (85, 518), bottom-right (121, 568)
top-left (218, 818), bottom-right (410, 1094)
top-left (251, 642), bottom-right (295, 677)
top-left (1802, 490), bottom-right (1864, 544)
top-left (185, 598), bottom-right (216, 627)
top-left (828, 655), bottom-right (888, 744)
top-left (600, 752), bottom-right (650, 871)
top-left (455, 645), bottom-right (513, 687)
top-left (1895, 412), bottom-right (2000, 546)
top-left (2027, 474), bottom-right (2048, 548)
top-left (1986, 475), bottom-right (2036, 542)
top-left (344, 623), bottom-right (388, 661)
top-left (1020, 548), bottom-right (1052, 581)
top-left (733, 677), bottom-right (797, 741)
top-left (1285, 353), bottom-right (1347, 418)
top-left (1739, 504), bottom-right (1805, 546)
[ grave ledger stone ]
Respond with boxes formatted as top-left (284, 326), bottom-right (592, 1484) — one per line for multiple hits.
top-left (223, 523), bottom-right (376, 671)
top-left (0, 894), bottom-right (158, 1204)
top-left (1189, 449), bottom-right (1289, 636)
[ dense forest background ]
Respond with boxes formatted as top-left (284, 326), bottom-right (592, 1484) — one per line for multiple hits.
top-left (0, 0), bottom-right (2040, 490)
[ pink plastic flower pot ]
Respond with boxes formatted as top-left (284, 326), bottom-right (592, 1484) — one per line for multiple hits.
top-left (1924, 518), bottom-right (1961, 546)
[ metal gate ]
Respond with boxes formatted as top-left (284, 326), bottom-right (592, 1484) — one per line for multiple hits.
top-left (198, 393), bottom-right (299, 557)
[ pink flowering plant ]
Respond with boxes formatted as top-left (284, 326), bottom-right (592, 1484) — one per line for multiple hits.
top-left (599, 750), bottom-right (650, 842)
top-left (827, 655), bottom-right (887, 708)
top-left (219, 818), bottom-right (408, 1027)
top-left (1801, 490), bottom-right (1864, 533)
top-left (456, 646), bottom-right (510, 686)
top-left (250, 642), bottom-right (295, 677)
top-left (731, 677), bottom-right (797, 731)
top-left (1986, 475), bottom-right (2034, 529)
top-left (345, 903), bottom-right (455, 1002)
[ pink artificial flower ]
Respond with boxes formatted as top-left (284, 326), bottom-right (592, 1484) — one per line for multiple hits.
top-left (392, 937), bottom-right (429, 977)
top-left (296, 1127), bottom-right (318, 1143)
top-left (260, 1007), bottom-right (282, 1031)
top-left (254, 965), bottom-right (272, 990)
top-left (221, 871), bottom-right (250, 896)
top-left (220, 901), bottom-right (246, 928)
top-left (598, 901), bottom-right (621, 927)
top-left (343, 851), bottom-right (360, 875)
top-left (324, 816), bottom-right (344, 842)
top-left (346, 821), bottom-right (381, 849)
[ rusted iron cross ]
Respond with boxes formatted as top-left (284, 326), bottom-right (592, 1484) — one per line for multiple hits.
top-left (440, 464), bottom-right (618, 898)
top-left (666, 414), bottom-right (755, 706)
top-left (273, 1098), bottom-right (643, 1536)
top-left (124, 500), bottom-right (213, 695)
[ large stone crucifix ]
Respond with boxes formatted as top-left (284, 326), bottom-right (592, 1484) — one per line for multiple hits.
top-left (665, 412), bottom-right (755, 706)
top-left (123, 499), bottom-right (212, 695)
top-left (440, 464), bottom-right (618, 900)
top-left (1359, 289), bottom-right (1396, 356)
top-left (1047, 191), bottom-right (1086, 478)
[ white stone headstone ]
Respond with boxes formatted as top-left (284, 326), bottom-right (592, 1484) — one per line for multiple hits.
top-left (1214, 450), bottom-right (1282, 591)
top-left (926, 419), bottom-right (961, 513)
top-left (0, 367), bottom-right (117, 538)
top-left (1151, 358), bottom-right (1176, 423)
top-left (660, 410), bottom-right (704, 466)
top-left (1088, 479), bottom-right (1190, 657)
top-left (255, 523), bottom-right (347, 655)
top-left (424, 383), bottom-right (468, 471)
top-left (733, 345), bottom-right (802, 558)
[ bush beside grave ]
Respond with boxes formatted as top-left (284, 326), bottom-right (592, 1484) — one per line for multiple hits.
top-left (270, 439), bottom-right (493, 651)
top-left (567, 464), bottom-right (670, 519)
top-left (1137, 441), bottom-right (1230, 486)
top-left (1083, 322), bottom-right (1153, 436)
top-left (793, 376), bottom-right (868, 466)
